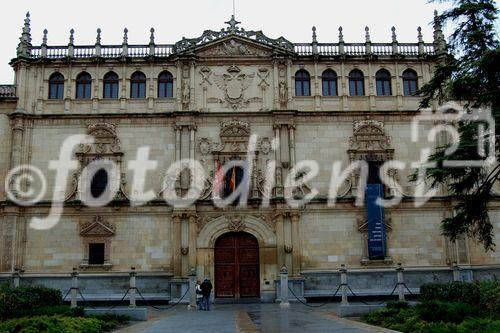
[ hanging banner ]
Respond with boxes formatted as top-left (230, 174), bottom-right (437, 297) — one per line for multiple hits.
top-left (365, 184), bottom-right (387, 260)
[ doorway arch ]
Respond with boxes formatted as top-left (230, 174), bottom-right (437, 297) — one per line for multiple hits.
top-left (214, 232), bottom-right (260, 299)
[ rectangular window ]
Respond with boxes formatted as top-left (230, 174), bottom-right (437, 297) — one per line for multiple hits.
top-left (349, 80), bottom-right (364, 96)
top-left (376, 81), bottom-right (392, 96)
top-left (322, 81), bottom-right (337, 96)
top-left (404, 81), bottom-right (418, 96)
top-left (88, 243), bottom-right (105, 265)
top-left (131, 83), bottom-right (146, 99)
top-left (158, 82), bottom-right (173, 98)
top-left (104, 83), bottom-right (119, 99)
top-left (76, 83), bottom-right (91, 99)
top-left (49, 83), bottom-right (64, 99)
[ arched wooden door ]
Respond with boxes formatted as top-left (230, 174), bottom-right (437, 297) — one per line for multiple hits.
top-left (214, 232), bottom-right (260, 299)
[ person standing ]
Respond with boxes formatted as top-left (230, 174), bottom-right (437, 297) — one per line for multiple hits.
top-left (195, 279), bottom-right (203, 310)
top-left (200, 278), bottom-right (213, 311)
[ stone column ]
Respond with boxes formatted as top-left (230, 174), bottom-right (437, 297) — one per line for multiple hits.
top-left (273, 125), bottom-right (283, 197)
top-left (275, 213), bottom-right (285, 271)
top-left (396, 263), bottom-right (405, 301)
top-left (12, 268), bottom-right (20, 287)
top-left (189, 125), bottom-right (196, 161)
top-left (188, 268), bottom-right (197, 310)
top-left (288, 125), bottom-right (296, 168)
top-left (452, 262), bottom-right (461, 282)
top-left (340, 265), bottom-right (348, 305)
top-left (172, 214), bottom-right (182, 277)
top-left (291, 211), bottom-right (301, 276)
top-left (286, 60), bottom-right (293, 108)
top-left (188, 214), bottom-right (197, 273)
top-left (189, 61), bottom-right (196, 109)
top-left (174, 125), bottom-right (182, 192)
top-left (10, 114), bottom-right (25, 170)
top-left (279, 266), bottom-right (290, 308)
top-left (273, 60), bottom-right (279, 109)
top-left (313, 61), bottom-right (321, 110)
top-left (129, 267), bottom-right (137, 308)
top-left (70, 268), bottom-right (79, 309)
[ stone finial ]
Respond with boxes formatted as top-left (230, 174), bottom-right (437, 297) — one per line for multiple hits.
top-left (42, 29), bottom-right (48, 45)
top-left (338, 26), bottom-right (344, 43)
top-left (365, 26), bottom-right (371, 43)
top-left (391, 26), bottom-right (397, 43)
top-left (23, 12), bottom-right (31, 43)
top-left (96, 28), bottom-right (102, 45)
top-left (417, 26), bottom-right (423, 43)
top-left (433, 10), bottom-right (446, 54)
top-left (149, 27), bottom-right (155, 45)
top-left (69, 29), bottom-right (74, 45)
top-left (312, 26), bottom-right (317, 43)
top-left (123, 28), bottom-right (129, 45)
top-left (16, 12), bottom-right (32, 57)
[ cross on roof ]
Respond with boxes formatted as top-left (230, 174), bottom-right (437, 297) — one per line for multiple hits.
top-left (225, 15), bottom-right (241, 32)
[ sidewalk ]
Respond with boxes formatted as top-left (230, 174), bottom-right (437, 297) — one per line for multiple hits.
top-left (115, 303), bottom-right (395, 333)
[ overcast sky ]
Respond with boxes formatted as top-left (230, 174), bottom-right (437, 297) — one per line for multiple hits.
top-left (0, 0), bottom-right (494, 83)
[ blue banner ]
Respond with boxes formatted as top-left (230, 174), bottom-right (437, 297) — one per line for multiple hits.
top-left (365, 184), bottom-right (387, 260)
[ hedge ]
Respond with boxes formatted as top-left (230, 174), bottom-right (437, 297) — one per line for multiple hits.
top-left (0, 315), bottom-right (105, 333)
top-left (0, 285), bottom-right (62, 320)
top-left (420, 280), bottom-right (500, 318)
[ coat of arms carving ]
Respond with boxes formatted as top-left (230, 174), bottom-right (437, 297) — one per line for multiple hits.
top-left (214, 66), bottom-right (256, 109)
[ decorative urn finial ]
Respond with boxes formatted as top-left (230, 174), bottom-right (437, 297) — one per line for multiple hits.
top-left (149, 27), bottom-right (155, 45)
top-left (96, 28), bottom-right (102, 45)
top-left (69, 29), bottom-right (74, 45)
top-left (123, 28), bottom-right (129, 45)
top-left (365, 26), bottom-right (371, 43)
top-left (391, 26), bottom-right (397, 43)
top-left (42, 29), bottom-right (48, 45)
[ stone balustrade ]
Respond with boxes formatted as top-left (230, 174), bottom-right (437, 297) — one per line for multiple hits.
top-left (0, 85), bottom-right (16, 98)
top-left (28, 41), bottom-right (433, 60)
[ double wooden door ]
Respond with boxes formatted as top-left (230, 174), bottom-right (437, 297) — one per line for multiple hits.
top-left (214, 232), bottom-right (260, 298)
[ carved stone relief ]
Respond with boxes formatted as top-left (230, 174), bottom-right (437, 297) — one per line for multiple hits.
top-left (213, 66), bottom-right (258, 109)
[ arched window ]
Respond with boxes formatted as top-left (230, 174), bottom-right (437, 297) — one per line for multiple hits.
top-left (295, 70), bottom-right (311, 97)
top-left (103, 72), bottom-right (119, 99)
top-left (375, 69), bottom-right (392, 96)
top-left (48, 72), bottom-right (64, 100)
top-left (158, 71), bottom-right (174, 98)
top-left (223, 166), bottom-right (248, 205)
top-left (76, 72), bottom-right (92, 99)
top-left (130, 71), bottom-right (146, 99)
top-left (90, 168), bottom-right (109, 199)
top-left (349, 69), bottom-right (365, 96)
top-left (402, 69), bottom-right (418, 96)
top-left (322, 69), bottom-right (338, 96)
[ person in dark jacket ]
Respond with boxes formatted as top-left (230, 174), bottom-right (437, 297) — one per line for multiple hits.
top-left (200, 278), bottom-right (213, 311)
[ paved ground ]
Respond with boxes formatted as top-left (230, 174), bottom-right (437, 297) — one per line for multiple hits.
top-left (115, 303), bottom-right (391, 333)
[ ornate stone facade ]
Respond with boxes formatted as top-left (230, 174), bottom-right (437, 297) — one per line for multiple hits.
top-left (0, 13), bottom-right (498, 302)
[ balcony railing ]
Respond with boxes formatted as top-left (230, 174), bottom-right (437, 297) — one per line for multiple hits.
top-left (29, 41), bottom-right (433, 60)
top-left (0, 85), bottom-right (16, 98)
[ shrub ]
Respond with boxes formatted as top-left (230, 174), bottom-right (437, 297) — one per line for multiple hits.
top-left (0, 285), bottom-right (62, 320)
top-left (420, 282), bottom-right (481, 304)
top-left (416, 301), bottom-right (480, 324)
top-left (0, 315), bottom-right (104, 333)
top-left (458, 318), bottom-right (500, 333)
top-left (420, 281), bottom-right (500, 318)
top-left (32, 305), bottom-right (85, 317)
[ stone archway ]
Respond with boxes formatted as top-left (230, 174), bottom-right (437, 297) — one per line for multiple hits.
top-left (196, 215), bottom-right (277, 301)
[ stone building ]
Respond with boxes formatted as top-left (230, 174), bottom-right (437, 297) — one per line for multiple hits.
top-left (0, 13), bottom-right (498, 302)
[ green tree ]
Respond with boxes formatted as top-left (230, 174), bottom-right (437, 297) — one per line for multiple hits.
top-left (418, 0), bottom-right (499, 250)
